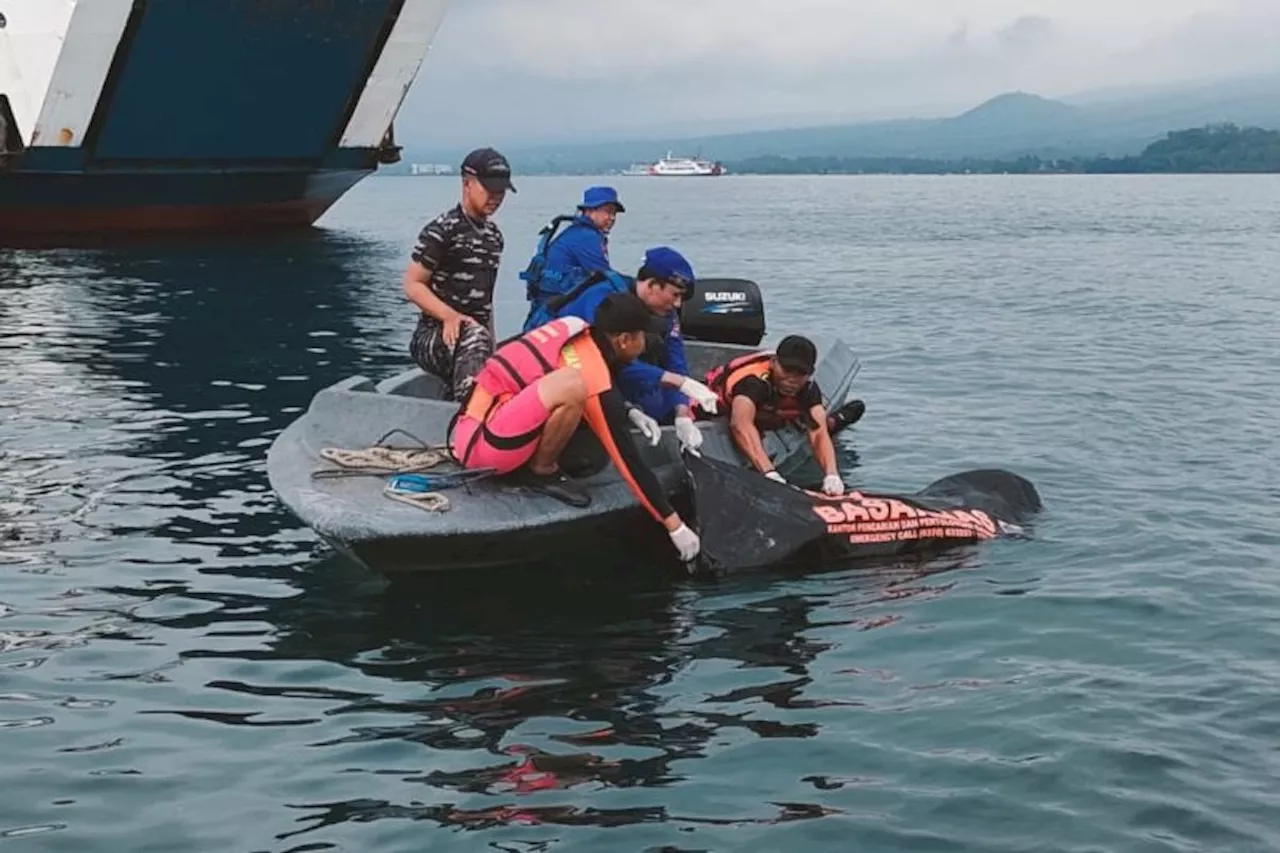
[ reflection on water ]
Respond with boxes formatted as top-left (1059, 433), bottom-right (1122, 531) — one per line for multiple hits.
top-left (97, 548), bottom-right (976, 838)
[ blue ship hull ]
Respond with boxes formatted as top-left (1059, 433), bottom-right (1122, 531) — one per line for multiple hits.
top-left (0, 0), bottom-right (440, 239)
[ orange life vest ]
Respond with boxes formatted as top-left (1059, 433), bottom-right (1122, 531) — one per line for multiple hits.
top-left (457, 316), bottom-right (667, 522)
top-left (461, 317), bottom-right (599, 423)
top-left (706, 351), bottom-right (808, 423)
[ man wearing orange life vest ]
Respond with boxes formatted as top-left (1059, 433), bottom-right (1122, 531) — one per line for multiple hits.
top-left (450, 291), bottom-right (704, 562)
top-left (708, 335), bottom-right (865, 497)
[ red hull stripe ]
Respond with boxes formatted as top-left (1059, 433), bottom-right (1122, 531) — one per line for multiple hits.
top-left (0, 197), bottom-right (335, 234)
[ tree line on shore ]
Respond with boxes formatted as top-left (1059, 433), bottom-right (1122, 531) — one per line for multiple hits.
top-left (722, 124), bottom-right (1280, 175)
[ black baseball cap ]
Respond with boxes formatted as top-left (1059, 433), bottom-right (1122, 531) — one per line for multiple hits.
top-left (775, 335), bottom-right (817, 374)
top-left (461, 147), bottom-right (516, 193)
top-left (594, 291), bottom-right (665, 335)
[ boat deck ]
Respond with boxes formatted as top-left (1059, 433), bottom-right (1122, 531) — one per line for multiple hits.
top-left (266, 337), bottom-right (861, 574)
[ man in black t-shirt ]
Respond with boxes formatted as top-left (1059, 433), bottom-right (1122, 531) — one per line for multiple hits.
top-left (717, 335), bottom-right (865, 496)
top-left (402, 147), bottom-right (515, 401)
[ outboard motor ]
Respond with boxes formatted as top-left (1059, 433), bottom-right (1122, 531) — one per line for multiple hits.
top-left (678, 278), bottom-right (766, 346)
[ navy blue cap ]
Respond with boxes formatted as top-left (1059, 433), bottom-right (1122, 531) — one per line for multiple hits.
top-left (578, 185), bottom-right (625, 212)
top-left (641, 246), bottom-right (695, 291)
top-left (461, 147), bottom-right (516, 193)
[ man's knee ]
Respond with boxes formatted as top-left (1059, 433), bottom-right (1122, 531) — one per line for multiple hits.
top-left (560, 369), bottom-right (588, 404)
top-left (539, 368), bottom-right (587, 407)
top-left (450, 324), bottom-right (494, 390)
top-left (458, 321), bottom-right (493, 348)
top-left (455, 324), bottom-right (494, 367)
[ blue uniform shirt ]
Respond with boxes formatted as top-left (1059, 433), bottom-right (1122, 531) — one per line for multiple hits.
top-left (522, 216), bottom-right (615, 332)
top-left (544, 216), bottom-right (610, 283)
top-left (555, 280), bottom-right (690, 422)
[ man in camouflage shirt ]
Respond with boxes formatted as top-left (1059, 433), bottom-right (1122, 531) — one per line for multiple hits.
top-left (402, 147), bottom-right (515, 400)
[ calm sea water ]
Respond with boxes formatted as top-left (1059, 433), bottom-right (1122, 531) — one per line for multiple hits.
top-left (2, 175), bottom-right (1279, 851)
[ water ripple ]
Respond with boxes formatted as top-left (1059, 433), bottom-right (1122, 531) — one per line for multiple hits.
top-left (2, 177), bottom-right (1279, 850)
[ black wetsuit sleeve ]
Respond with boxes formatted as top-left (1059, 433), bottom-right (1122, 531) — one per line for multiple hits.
top-left (597, 387), bottom-right (675, 521)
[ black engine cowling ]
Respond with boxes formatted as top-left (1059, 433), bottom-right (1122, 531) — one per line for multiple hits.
top-left (678, 277), bottom-right (766, 347)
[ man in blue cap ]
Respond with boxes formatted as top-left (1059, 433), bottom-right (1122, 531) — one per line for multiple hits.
top-left (550, 245), bottom-right (720, 452)
top-left (520, 186), bottom-right (626, 331)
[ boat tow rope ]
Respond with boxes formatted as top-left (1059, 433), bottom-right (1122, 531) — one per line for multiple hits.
top-left (311, 428), bottom-right (496, 513)
top-left (382, 477), bottom-right (452, 513)
top-left (314, 428), bottom-right (451, 477)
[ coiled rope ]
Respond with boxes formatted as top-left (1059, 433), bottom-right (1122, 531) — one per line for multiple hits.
top-left (312, 428), bottom-right (460, 513)
top-left (317, 444), bottom-right (447, 475)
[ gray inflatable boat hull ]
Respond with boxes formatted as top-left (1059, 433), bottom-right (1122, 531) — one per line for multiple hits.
top-left (266, 337), bottom-right (861, 575)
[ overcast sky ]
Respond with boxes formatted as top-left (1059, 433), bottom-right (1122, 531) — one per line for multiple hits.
top-left (398, 0), bottom-right (1280, 147)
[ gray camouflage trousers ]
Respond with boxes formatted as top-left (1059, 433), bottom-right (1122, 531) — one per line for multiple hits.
top-left (409, 315), bottom-right (495, 402)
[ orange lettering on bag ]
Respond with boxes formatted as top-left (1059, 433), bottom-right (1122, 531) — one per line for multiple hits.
top-left (813, 505), bottom-right (845, 524)
top-left (863, 498), bottom-right (890, 521)
top-left (887, 499), bottom-right (919, 521)
top-left (840, 501), bottom-right (871, 523)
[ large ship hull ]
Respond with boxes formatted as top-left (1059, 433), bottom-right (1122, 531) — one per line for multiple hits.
top-left (0, 161), bottom-right (371, 236)
top-left (0, 0), bottom-right (450, 242)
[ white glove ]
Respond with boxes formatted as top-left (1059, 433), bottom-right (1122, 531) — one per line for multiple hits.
top-left (668, 523), bottom-right (701, 562)
top-left (627, 406), bottom-right (662, 446)
top-left (822, 473), bottom-right (844, 496)
top-left (677, 377), bottom-right (719, 415)
top-left (764, 470), bottom-right (787, 484)
top-left (674, 416), bottom-right (703, 451)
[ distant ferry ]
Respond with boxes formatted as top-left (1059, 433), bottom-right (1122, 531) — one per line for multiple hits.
top-left (627, 151), bottom-right (725, 177)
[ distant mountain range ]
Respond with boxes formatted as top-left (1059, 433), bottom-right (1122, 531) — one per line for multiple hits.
top-left (396, 72), bottom-right (1280, 174)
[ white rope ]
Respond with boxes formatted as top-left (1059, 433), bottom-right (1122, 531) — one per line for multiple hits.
top-left (318, 445), bottom-right (446, 474)
top-left (314, 431), bottom-right (463, 513)
top-left (381, 484), bottom-right (451, 513)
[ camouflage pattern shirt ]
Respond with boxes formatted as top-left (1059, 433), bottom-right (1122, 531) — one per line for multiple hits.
top-left (410, 204), bottom-right (504, 326)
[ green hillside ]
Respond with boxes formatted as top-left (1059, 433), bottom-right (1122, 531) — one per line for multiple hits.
top-left (726, 124), bottom-right (1280, 175)
top-left (395, 73), bottom-right (1280, 174)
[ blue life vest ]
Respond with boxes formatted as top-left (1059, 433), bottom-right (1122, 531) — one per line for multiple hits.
top-left (522, 268), bottom-right (633, 333)
top-left (519, 215), bottom-right (586, 313)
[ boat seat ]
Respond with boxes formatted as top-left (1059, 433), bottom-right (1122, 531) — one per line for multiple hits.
top-left (374, 367), bottom-right (444, 398)
top-left (327, 375), bottom-right (377, 394)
